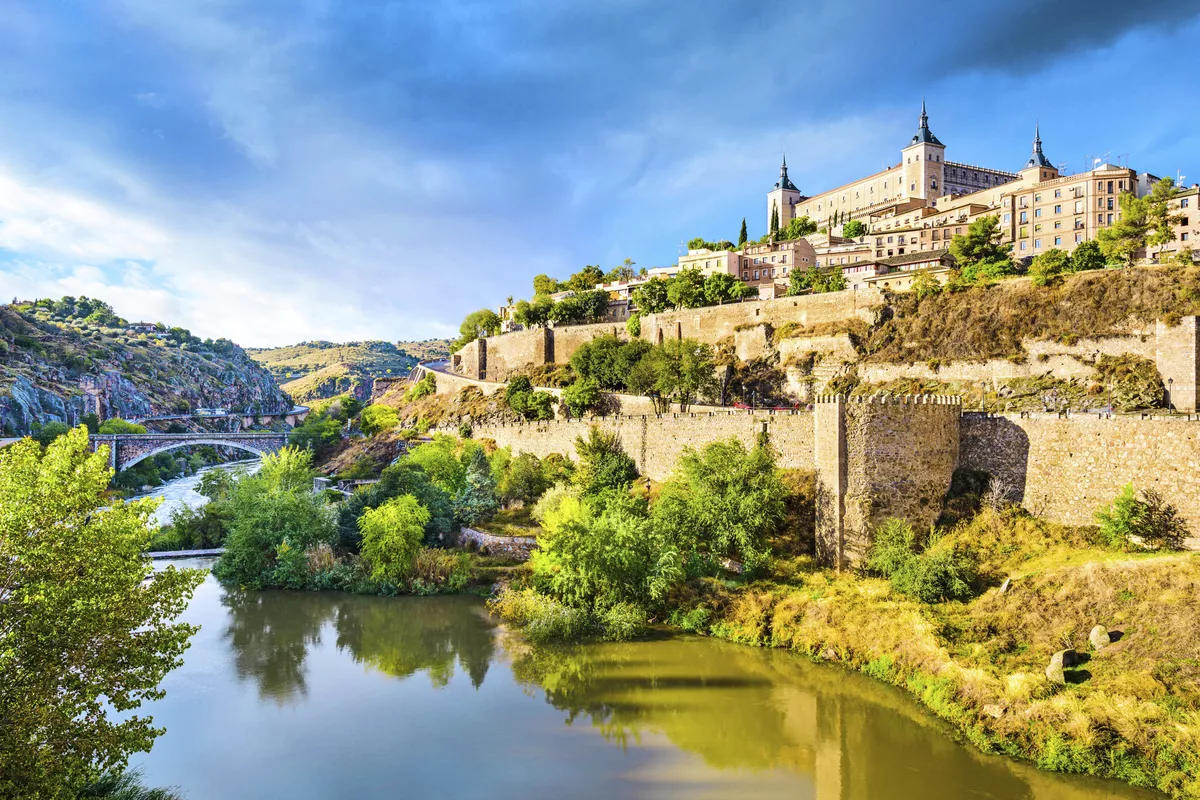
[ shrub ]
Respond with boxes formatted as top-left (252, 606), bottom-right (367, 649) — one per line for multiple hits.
top-left (598, 602), bottom-right (648, 641)
top-left (866, 518), bottom-right (977, 603)
top-left (360, 404), bottom-right (399, 436)
top-left (454, 447), bottom-right (499, 525)
top-left (97, 418), bottom-right (147, 434)
top-left (1095, 483), bottom-right (1189, 551)
top-left (626, 314), bottom-right (641, 337)
top-left (561, 377), bottom-right (600, 418)
top-left (359, 495), bottom-right (430, 583)
top-left (405, 372), bottom-right (436, 401)
top-left (488, 587), bottom-right (594, 643)
top-left (572, 427), bottom-right (638, 496)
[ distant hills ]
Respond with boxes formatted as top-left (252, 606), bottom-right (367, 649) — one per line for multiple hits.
top-left (1, 297), bottom-right (289, 436)
top-left (247, 339), bottom-right (452, 402)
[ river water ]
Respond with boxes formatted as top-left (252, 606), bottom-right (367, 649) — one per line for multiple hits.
top-left (136, 459), bottom-right (259, 526)
top-left (130, 556), bottom-right (1153, 800)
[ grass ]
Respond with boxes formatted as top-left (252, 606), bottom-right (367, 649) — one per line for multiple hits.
top-left (473, 506), bottom-right (540, 538)
top-left (675, 507), bottom-right (1200, 797)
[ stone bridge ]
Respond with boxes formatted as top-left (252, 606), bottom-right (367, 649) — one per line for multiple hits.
top-left (90, 432), bottom-right (289, 472)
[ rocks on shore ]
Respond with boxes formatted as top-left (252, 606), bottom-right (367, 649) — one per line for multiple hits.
top-left (1089, 625), bottom-right (1112, 651)
top-left (1046, 648), bottom-right (1079, 684)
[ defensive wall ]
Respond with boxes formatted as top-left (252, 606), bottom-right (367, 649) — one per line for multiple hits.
top-left (456, 400), bottom-right (1200, 566)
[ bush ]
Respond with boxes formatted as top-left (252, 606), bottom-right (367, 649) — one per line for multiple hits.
top-left (405, 372), bottom-right (436, 402)
top-left (1094, 483), bottom-right (1189, 551)
top-left (561, 378), bottom-right (600, 418)
top-left (598, 602), bottom-right (648, 641)
top-left (359, 495), bottom-right (430, 583)
top-left (572, 427), bottom-right (638, 496)
top-left (866, 518), bottom-right (977, 603)
top-left (487, 587), bottom-right (595, 643)
top-left (97, 418), bottom-right (147, 434)
top-left (360, 404), bottom-right (399, 436)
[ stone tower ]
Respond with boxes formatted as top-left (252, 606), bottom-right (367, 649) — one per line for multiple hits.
top-left (1019, 124), bottom-right (1059, 183)
top-left (766, 154), bottom-right (802, 233)
top-left (901, 99), bottom-right (946, 201)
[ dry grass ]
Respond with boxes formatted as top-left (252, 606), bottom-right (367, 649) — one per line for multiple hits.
top-left (864, 265), bottom-right (1200, 363)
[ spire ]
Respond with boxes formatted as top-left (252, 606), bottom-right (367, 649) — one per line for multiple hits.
top-left (1025, 123), bottom-right (1053, 169)
top-left (909, 98), bottom-right (943, 147)
top-left (778, 153), bottom-right (797, 191)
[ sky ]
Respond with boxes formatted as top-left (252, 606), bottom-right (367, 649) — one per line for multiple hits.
top-left (1, 0), bottom-right (1197, 348)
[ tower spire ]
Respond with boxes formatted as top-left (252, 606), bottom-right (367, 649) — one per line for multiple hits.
top-left (778, 152), bottom-right (797, 191)
top-left (1025, 123), bottom-right (1053, 169)
top-left (909, 98), bottom-right (942, 147)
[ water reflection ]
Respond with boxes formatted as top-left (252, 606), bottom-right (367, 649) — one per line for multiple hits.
top-left (222, 590), bottom-right (495, 701)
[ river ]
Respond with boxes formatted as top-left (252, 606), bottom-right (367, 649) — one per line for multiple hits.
top-left (136, 459), bottom-right (260, 526)
top-left (129, 555), bottom-right (1154, 800)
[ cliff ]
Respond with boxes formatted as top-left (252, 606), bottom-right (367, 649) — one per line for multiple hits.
top-left (0, 299), bottom-right (290, 436)
top-left (248, 340), bottom-right (438, 403)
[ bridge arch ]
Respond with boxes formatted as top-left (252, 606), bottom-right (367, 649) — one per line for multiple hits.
top-left (118, 438), bottom-right (278, 471)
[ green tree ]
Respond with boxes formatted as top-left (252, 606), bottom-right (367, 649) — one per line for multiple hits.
top-left (497, 451), bottom-right (549, 507)
top-left (703, 272), bottom-right (752, 305)
top-left (1072, 238), bottom-right (1106, 272)
top-left (562, 377), bottom-right (601, 418)
top-left (1095, 483), bottom-right (1188, 551)
top-left (0, 428), bottom-right (202, 797)
top-left (770, 203), bottom-right (779, 238)
top-left (843, 219), bottom-right (867, 238)
top-left (360, 404), bottom-right (399, 436)
top-left (359, 495), bottom-right (430, 583)
top-left (212, 447), bottom-right (336, 588)
top-left (1029, 248), bottom-right (1073, 287)
top-left (628, 338), bottom-right (715, 412)
top-left (666, 267), bottom-right (706, 309)
top-left (453, 309), bottom-right (501, 351)
top-left (651, 438), bottom-right (784, 572)
top-left (866, 519), bottom-right (977, 603)
top-left (1146, 178), bottom-right (1183, 261)
top-left (98, 418), bottom-right (148, 434)
top-left (779, 216), bottom-right (817, 241)
top-left (34, 420), bottom-right (71, 445)
top-left (910, 270), bottom-right (943, 300)
top-left (948, 215), bottom-right (1013, 282)
top-left (573, 427), bottom-right (639, 496)
top-left (1097, 193), bottom-right (1150, 268)
top-left (454, 447), bottom-right (499, 525)
top-left (532, 274), bottom-right (559, 296)
top-left (738, 217), bottom-right (748, 247)
top-left (564, 265), bottom-right (606, 293)
top-left (631, 277), bottom-right (671, 314)
top-left (337, 461), bottom-right (455, 550)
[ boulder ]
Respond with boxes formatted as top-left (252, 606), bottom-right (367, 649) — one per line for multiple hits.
top-left (1089, 625), bottom-right (1111, 651)
top-left (1046, 649), bottom-right (1076, 684)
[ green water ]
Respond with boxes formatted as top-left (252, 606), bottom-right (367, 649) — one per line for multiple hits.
top-left (132, 560), bottom-right (1153, 799)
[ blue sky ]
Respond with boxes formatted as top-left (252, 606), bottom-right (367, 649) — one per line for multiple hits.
top-left (1, 0), bottom-right (1197, 347)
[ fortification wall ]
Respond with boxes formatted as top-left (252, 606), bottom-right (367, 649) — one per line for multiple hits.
top-left (639, 288), bottom-right (882, 348)
top-left (454, 339), bottom-right (485, 380)
top-left (1156, 318), bottom-right (1199, 412)
top-left (960, 413), bottom-right (1200, 534)
top-left (466, 410), bottom-right (816, 480)
top-left (551, 322), bottom-right (630, 365)
top-left (480, 328), bottom-right (552, 382)
top-left (815, 395), bottom-right (962, 568)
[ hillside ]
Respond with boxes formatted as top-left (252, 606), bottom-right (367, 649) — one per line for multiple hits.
top-left (0, 297), bottom-right (290, 436)
top-left (248, 339), bottom-right (448, 402)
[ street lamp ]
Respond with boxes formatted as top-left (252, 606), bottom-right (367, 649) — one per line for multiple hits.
top-left (1168, 377), bottom-right (1174, 414)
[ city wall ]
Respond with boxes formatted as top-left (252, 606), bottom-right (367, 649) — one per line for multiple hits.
top-left (960, 412), bottom-right (1200, 535)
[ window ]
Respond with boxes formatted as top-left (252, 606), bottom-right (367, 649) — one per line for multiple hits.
top-left (1019, 211), bottom-right (1028, 223)
top-left (1035, 209), bottom-right (1042, 217)
top-left (1098, 214), bottom-right (1104, 223)
top-left (1035, 194), bottom-right (1041, 202)
top-left (931, 179), bottom-right (938, 189)
top-left (887, 236), bottom-right (894, 243)
top-left (754, 270), bottom-right (759, 279)
top-left (1075, 234), bottom-right (1083, 244)
top-left (1183, 233), bottom-right (1190, 242)
top-left (1075, 218), bottom-right (1084, 229)
top-left (1054, 236), bottom-right (1062, 246)
top-left (742, 271), bottom-right (748, 279)
top-left (1003, 213), bottom-right (1011, 222)
top-left (1020, 241), bottom-right (1027, 251)
top-left (1074, 200), bottom-right (1084, 213)
top-left (1054, 189), bottom-right (1062, 199)
top-left (1019, 226), bottom-right (1028, 238)
top-left (781, 255), bottom-right (787, 263)
top-left (1054, 205), bottom-right (1061, 214)
top-left (1182, 199), bottom-right (1191, 209)
top-left (1107, 213), bottom-right (1114, 225)
top-left (1107, 198), bottom-right (1114, 210)
top-left (754, 258), bottom-right (760, 264)
top-left (1107, 181), bottom-right (1114, 193)
top-left (910, 183), bottom-right (915, 192)
top-left (1054, 221), bottom-right (1062, 229)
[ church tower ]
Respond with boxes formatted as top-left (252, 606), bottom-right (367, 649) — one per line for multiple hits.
top-left (901, 100), bottom-right (946, 201)
top-left (766, 155), bottom-right (802, 233)
top-left (1019, 124), bottom-right (1059, 183)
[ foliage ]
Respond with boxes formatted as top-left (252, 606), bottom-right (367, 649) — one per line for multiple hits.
top-left (666, 267), bottom-right (707, 309)
top-left (1094, 354), bottom-right (1164, 410)
top-left (487, 588), bottom-right (595, 643)
top-left (1094, 483), bottom-right (1189, 551)
top-left (631, 277), bottom-right (671, 314)
top-left (34, 420), bottom-right (71, 445)
top-left (625, 313), bottom-right (641, 337)
top-left (406, 434), bottom-right (479, 495)
top-left (359, 494), bottom-right (430, 583)
top-left (453, 308), bottom-right (501, 352)
top-left (532, 274), bottom-right (559, 296)
top-left (910, 270), bottom-right (943, 300)
top-left (336, 460), bottom-right (456, 550)
top-left (865, 518), bottom-right (977, 602)
top-left (76, 768), bottom-right (182, 800)
top-left (156, 501), bottom-right (232, 550)
top-left (454, 447), bottom-right (499, 526)
top-left (494, 451), bottom-right (550, 507)
top-left (651, 438), bottom-right (785, 572)
top-left (212, 447), bottom-right (337, 589)
top-left (948, 215), bottom-right (1013, 285)
top-left (548, 289), bottom-right (610, 325)
top-left (1028, 248), bottom-right (1073, 287)
top-left (288, 413), bottom-right (342, 457)
top-left (0, 428), bottom-right (202, 798)
top-left (789, 265), bottom-right (844, 295)
top-left (404, 371), bottom-right (436, 401)
top-left (703, 271), bottom-right (752, 305)
top-left (779, 216), bottom-right (817, 240)
top-left (504, 375), bottom-right (557, 420)
top-left (572, 427), bottom-right (639, 496)
top-left (569, 334), bottom-right (652, 391)
top-left (686, 237), bottom-right (735, 252)
top-left (1071, 239), bottom-right (1105, 272)
top-left (627, 338), bottom-right (716, 411)
top-left (360, 403), bottom-right (399, 436)
top-left (561, 377), bottom-right (601, 417)
top-left (97, 418), bottom-right (147, 434)
top-left (842, 219), bottom-right (867, 238)
top-left (738, 218), bottom-right (748, 246)
top-left (1097, 192), bottom-right (1150, 268)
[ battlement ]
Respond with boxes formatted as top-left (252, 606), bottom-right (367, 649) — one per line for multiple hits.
top-left (814, 394), bottom-right (962, 406)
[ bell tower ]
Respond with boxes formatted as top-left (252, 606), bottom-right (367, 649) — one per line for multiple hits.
top-left (901, 99), bottom-right (946, 201)
top-left (766, 154), bottom-right (802, 234)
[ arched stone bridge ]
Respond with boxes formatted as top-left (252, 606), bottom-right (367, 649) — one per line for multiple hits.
top-left (90, 432), bottom-right (289, 472)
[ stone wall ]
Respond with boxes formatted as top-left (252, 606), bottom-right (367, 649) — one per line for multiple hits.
top-left (454, 339), bottom-right (485, 380)
top-left (457, 527), bottom-right (537, 560)
top-left (550, 322), bottom-right (630, 366)
top-left (814, 395), bottom-right (962, 568)
top-left (482, 328), bottom-right (552, 382)
top-left (464, 410), bottom-right (817, 481)
top-left (1155, 317), bottom-right (1199, 412)
top-left (960, 412), bottom-right (1200, 535)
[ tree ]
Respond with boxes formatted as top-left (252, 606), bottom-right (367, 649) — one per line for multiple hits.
top-left (843, 219), bottom-right (867, 238)
top-left (573, 427), bottom-right (639, 496)
top-left (1029, 248), bottom-right (1073, 287)
top-left (1097, 192), bottom-right (1150, 268)
top-left (949, 215), bottom-right (1012, 281)
top-left (1095, 483), bottom-right (1188, 551)
top-left (1145, 178), bottom-right (1183, 261)
top-left (631, 277), bottom-right (671, 314)
top-left (33, 420), bottom-right (70, 446)
top-left (0, 428), bottom-right (202, 797)
top-left (910, 270), bottom-right (943, 300)
top-left (779, 216), bottom-right (817, 241)
top-left (562, 377), bottom-right (601, 418)
top-left (497, 451), bottom-right (549, 507)
top-left (1072, 239), bottom-right (1106, 272)
top-left (667, 267), bottom-right (706, 309)
top-left (738, 218), bottom-right (748, 247)
top-left (532, 274), bottom-right (559, 296)
top-left (564, 265), bottom-right (606, 293)
top-left (359, 495), bottom-right (430, 583)
top-left (770, 203), bottom-right (779, 238)
top-left (289, 413), bottom-right (342, 457)
top-left (514, 294), bottom-right (554, 327)
top-left (651, 437), bottom-right (785, 572)
top-left (454, 447), bottom-right (499, 525)
top-left (453, 309), bottom-right (501, 351)
top-left (360, 404), bottom-right (399, 436)
top-left (631, 339), bottom-right (715, 412)
top-left (98, 418), bottom-right (148, 434)
top-left (703, 271), bottom-right (751, 305)
top-left (337, 461), bottom-right (455, 550)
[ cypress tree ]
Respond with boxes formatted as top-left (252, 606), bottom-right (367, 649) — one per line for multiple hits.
top-left (738, 218), bottom-right (748, 246)
top-left (770, 204), bottom-right (779, 237)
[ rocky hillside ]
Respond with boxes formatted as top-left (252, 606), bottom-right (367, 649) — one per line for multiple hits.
top-left (247, 340), bottom-right (446, 402)
top-left (0, 297), bottom-right (290, 436)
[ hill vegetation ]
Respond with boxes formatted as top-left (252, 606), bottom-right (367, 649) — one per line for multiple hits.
top-left (248, 339), bottom-right (447, 402)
